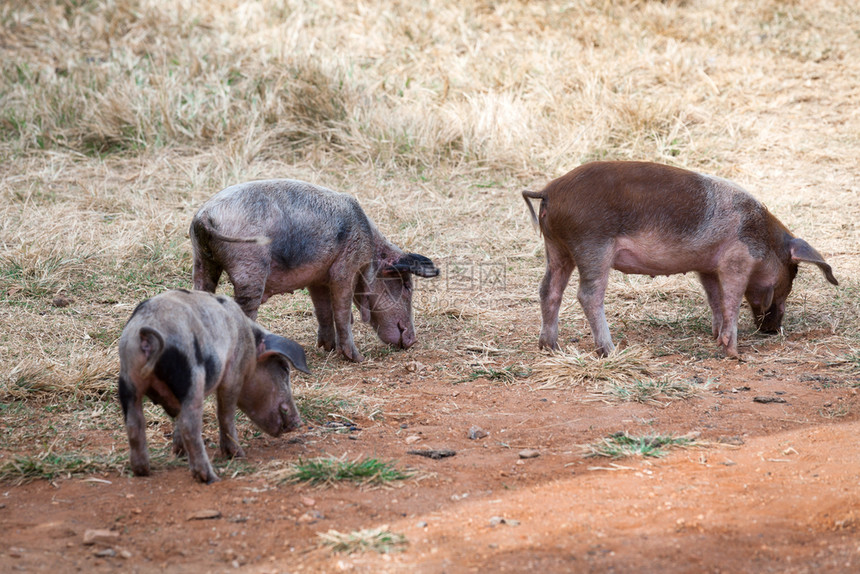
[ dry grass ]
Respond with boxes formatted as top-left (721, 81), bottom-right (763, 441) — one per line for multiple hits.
top-left (1, 0), bottom-right (859, 477)
top-left (317, 525), bottom-right (408, 555)
top-left (530, 346), bottom-right (659, 389)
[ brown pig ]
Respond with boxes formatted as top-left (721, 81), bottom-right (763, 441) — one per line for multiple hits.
top-left (522, 161), bottom-right (838, 358)
top-left (118, 289), bottom-right (309, 483)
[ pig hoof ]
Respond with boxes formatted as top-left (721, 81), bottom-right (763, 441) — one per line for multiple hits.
top-left (194, 469), bottom-right (220, 484)
top-left (340, 347), bottom-right (365, 363)
top-left (317, 337), bottom-right (335, 352)
top-left (131, 465), bottom-right (151, 477)
top-left (221, 446), bottom-right (246, 459)
top-left (596, 345), bottom-right (615, 357)
top-left (538, 337), bottom-right (559, 351)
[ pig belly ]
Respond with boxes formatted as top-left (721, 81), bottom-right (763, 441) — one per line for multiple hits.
top-left (265, 264), bottom-right (330, 297)
top-left (611, 236), bottom-right (714, 277)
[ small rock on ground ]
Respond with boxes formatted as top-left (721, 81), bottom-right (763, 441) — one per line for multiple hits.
top-left (468, 426), bottom-right (489, 440)
top-left (83, 529), bottom-right (119, 545)
top-left (187, 509), bottom-right (222, 521)
top-left (408, 449), bottom-right (456, 459)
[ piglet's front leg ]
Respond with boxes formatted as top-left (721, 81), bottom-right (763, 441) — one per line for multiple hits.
top-left (331, 283), bottom-right (364, 362)
top-left (713, 255), bottom-right (754, 359)
top-left (216, 388), bottom-right (245, 460)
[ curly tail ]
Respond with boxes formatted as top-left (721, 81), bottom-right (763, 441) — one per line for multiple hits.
top-left (191, 214), bottom-right (271, 245)
top-left (521, 190), bottom-right (545, 234)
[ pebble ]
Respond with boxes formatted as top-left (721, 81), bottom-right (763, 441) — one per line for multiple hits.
top-left (94, 548), bottom-right (116, 558)
top-left (187, 509), bottom-right (222, 521)
top-left (298, 510), bottom-right (325, 523)
top-left (300, 497), bottom-right (316, 507)
top-left (52, 294), bottom-right (73, 308)
top-left (83, 529), bottom-right (119, 545)
top-left (518, 449), bottom-right (540, 459)
top-left (405, 435), bottom-right (422, 444)
top-left (753, 396), bottom-right (787, 404)
top-left (468, 426), bottom-right (489, 440)
top-left (417, 521), bottom-right (428, 528)
top-left (489, 516), bottom-right (521, 527)
top-left (408, 449), bottom-right (456, 459)
top-left (406, 361), bottom-right (426, 372)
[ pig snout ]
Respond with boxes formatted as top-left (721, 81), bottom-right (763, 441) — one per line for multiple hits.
top-left (755, 302), bottom-right (785, 334)
top-left (374, 319), bottom-right (415, 349)
top-left (277, 400), bottom-right (303, 434)
top-left (397, 321), bottom-right (415, 349)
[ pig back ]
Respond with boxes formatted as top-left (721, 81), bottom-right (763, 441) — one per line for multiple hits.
top-left (197, 179), bottom-right (375, 272)
top-left (120, 290), bottom-right (256, 393)
top-left (541, 161), bottom-right (715, 241)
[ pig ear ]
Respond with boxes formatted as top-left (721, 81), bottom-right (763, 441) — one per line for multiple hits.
top-left (385, 253), bottom-right (440, 278)
top-left (789, 238), bottom-right (839, 286)
top-left (762, 285), bottom-right (774, 311)
top-left (258, 333), bottom-right (311, 374)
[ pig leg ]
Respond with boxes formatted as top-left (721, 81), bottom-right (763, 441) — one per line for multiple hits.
top-left (119, 378), bottom-right (150, 477)
top-left (698, 272), bottom-right (724, 340)
top-left (575, 246), bottom-right (614, 356)
top-left (216, 383), bottom-right (245, 459)
top-left (192, 254), bottom-right (223, 293)
top-left (227, 262), bottom-right (269, 320)
top-left (714, 255), bottom-right (755, 358)
top-left (142, 387), bottom-right (184, 456)
top-left (172, 425), bottom-right (186, 457)
top-left (176, 374), bottom-right (219, 483)
top-left (538, 243), bottom-right (575, 350)
top-left (330, 282), bottom-right (364, 362)
top-left (308, 285), bottom-right (337, 351)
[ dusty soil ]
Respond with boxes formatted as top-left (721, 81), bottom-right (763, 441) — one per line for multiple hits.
top-left (2, 326), bottom-right (859, 574)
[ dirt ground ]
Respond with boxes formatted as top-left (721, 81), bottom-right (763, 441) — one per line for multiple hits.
top-left (3, 324), bottom-right (859, 573)
top-left (2, 1), bottom-right (860, 572)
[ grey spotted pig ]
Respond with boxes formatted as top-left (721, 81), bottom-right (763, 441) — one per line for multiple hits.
top-left (190, 179), bottom-right (439, 362)
top-left (118, 289), bottom-right (309, 483)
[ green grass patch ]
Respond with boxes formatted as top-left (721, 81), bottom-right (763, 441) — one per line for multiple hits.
top-left (279, 456), bottom-right (412, 486)
top-left (318, 526), bottom-right (408, 554)
top-left (0, 451), bottom-right (130, 484)
top-left (584, 432), bottom-right (697, 459)
top-left (296, 394), bottom-right (359, 425)
top-left (844, 350), bottom-right (860, 373)
top-left (455, 365), bottom-right (531, 385)
top-left (592, 376), bottom-right (713, 405)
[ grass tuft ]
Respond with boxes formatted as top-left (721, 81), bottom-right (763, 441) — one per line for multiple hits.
top-left (317, 526), bottom-right (407, 555)
top-left (530, 346), bottom-right (660, 390)
top-left (844, 350), bottom-right (860, 373)
top-left (455, 364), bottom-right (531, 385)
top-left (584, 432), bottom-right (698, 459)
top-left (0, 451), bottom-right (128, 485)
top-left (589, 376), bottom-right (714, 405)
top-left (296, 393), bottom-right (360, 426)
top-left (273, 456), bottom-right (412, 487)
